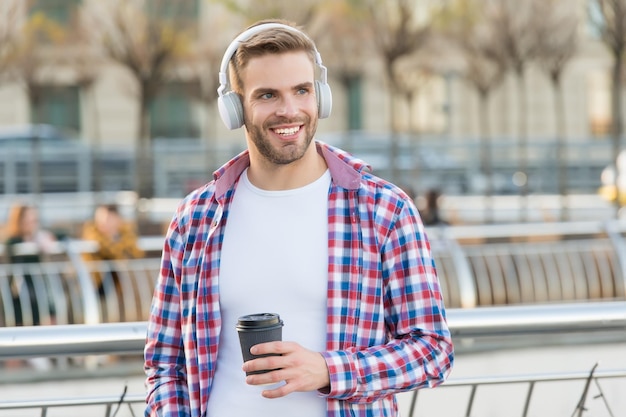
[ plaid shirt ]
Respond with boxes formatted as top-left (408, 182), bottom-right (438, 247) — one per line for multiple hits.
top-left (144, 142), bottom-right (454, 417)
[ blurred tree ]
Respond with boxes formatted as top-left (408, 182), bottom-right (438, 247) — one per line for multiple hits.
top-left (393, 58), bottom-right (435, 134)
top-left (435, 0), bottom-right (508, 223)
top-left (68, 8), bottom-right (103, 143)
top-left (488, 0), bottom-right (544, 221)
top-left (3, 7), bottom-right (69, 196)
top-left (312, 0), bottom-right (373, 133)
top-left (589, 0), bottom-right (626, 214)
top-left (365, 0), bottom-right (431, 131)
top-left (0, 0), bottom-right (21, 83)
top-left (8, 12), bottom-right (67, 125)
top-left (535, 0), bottom-right (579, 221)
top-left (173, 15), bottom-right (224, 177)
top-left (65, 7), bottom-right (106, 194)
top-left (81, 0), bottom-right (196, 198)
top-left (363, 0), bottom-right (432, 183)
top-left (176, 42), bottom-right (220, 138)
top-left (217, 0), bottom-right (321, 26)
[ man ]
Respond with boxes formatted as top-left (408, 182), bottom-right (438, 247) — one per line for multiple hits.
top-left (144, 20), bottom-right (453, 417)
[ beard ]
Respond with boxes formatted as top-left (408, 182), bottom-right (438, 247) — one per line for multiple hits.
top-left (244, 114), bottom-right (318, 165)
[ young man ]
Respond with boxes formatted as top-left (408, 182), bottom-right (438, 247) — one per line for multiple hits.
top-left (144, 20), bottom-right (454, 417)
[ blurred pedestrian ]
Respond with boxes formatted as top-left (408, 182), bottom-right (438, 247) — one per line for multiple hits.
top-left (3, 203), bottom-right (57, 326)
top-left (3, 203), bottom-right (57, 370)
top-left (81, 203), bottom-right (144, 321)
top-left (420, 188), bottom-right (448, 226)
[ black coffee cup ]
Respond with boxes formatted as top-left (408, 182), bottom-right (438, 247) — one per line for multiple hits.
top-left (236, 313), bottom-right (284, 375)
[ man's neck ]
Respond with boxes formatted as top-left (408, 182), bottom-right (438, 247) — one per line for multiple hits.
top-left (247, 144), bottom-right (327, 191)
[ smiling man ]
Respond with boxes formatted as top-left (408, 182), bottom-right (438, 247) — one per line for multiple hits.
top-left (144, 19), bottom-right (454, 417)
top-left (242, 50), bottom-right (324, 188)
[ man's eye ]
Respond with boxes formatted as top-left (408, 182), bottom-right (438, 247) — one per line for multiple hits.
top-left (297, 88), bottom-right (308, 95)
top-left (261, 92), bottom-right (274, 100)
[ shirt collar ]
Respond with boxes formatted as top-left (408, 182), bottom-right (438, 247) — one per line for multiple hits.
top-left (213, 141), bottom-right (370, 199)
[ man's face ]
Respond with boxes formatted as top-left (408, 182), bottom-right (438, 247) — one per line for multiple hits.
top-left (240, 51), bottom-right (319, 166)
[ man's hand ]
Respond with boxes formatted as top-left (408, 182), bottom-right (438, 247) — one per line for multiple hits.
top-left (242, 341), bottom-right (330, 399)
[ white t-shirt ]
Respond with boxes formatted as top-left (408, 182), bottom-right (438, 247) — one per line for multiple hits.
top-left (207, 168), bottom-right (331, 417)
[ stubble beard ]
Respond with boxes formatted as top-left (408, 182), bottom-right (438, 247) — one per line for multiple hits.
top-left (245, 115), bottom-right (318, 165)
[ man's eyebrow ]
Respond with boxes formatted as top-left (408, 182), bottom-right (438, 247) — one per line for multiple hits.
top-left (294, 82), bottom-right (314, 90)
top-left (250, 82), bottom-right (314, 97)
top-left (250, 87), bottom-right (277, 96)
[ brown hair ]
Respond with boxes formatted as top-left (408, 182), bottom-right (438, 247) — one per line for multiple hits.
top-left (229, 19), bottom-right (318, 94)
top-left (96, 203), bottom-right (120, 216)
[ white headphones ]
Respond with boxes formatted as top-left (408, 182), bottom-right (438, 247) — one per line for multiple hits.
top-left (217, 23), bottom-right (333, 130)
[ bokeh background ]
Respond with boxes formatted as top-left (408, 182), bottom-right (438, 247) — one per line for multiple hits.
top-left (0, 0), bottom-right (625, 229)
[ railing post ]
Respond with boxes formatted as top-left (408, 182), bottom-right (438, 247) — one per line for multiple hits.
top-left (407, 389), bottom-right (418, 417)
top-left (604, 219), bottom-right (626, 298)
top-left (439, 228), bottom-right (477, 308)
top-left (63, 239), bottom-right (100, 325)
top-left (465, 384), bottom-right (477, 417)
top-left (521, 381), bottom-right (535, 417)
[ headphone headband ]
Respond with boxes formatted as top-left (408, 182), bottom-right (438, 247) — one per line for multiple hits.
top-left (218, 23), bottom-right (326, 96)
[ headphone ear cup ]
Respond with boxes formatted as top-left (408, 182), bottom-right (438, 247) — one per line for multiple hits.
top-left (218, 91), bottom-right (244, 130)
top-left (315, 80), bottom-right (332, 119)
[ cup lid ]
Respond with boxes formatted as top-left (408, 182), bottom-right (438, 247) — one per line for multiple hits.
top-left (236, 313), bottom-right (283, 329)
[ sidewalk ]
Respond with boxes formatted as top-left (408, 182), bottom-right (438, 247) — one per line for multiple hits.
top-left (1, 341), bottom-right (625, 416)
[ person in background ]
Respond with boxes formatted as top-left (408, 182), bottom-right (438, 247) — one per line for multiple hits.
top-left (3, 203), bottom-right (57, 371)
top-left (4, 203), bottom-right (57, 327)
top-left (144, 19), bottom-right (453, 417)
top-left (420, 188), bottom-right (449, 226)
top-left (82, 203), bottom-right (144, 321)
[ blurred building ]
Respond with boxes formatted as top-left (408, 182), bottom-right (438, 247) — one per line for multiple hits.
top-left (0, 0), bottom-right (615, 148)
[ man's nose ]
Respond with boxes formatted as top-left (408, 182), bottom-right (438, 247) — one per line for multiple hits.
top-left (276, 95), bottom-right (298, 117)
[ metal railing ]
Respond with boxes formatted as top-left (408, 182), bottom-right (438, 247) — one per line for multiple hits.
top-left (408, 366), bottom-right (626, 417)
top-left (0, 301), bottom-right (625, 416)
top-left (0, 138), bottom-right (615, 197)
top-left (1, 220), bottom-right (625, 331)
top-left (1, 301), bottom-right (625, 360)
top-left (430, 219), bottom-right (626, 308)
top-left (0, 237), bottom-right (162, 327)
top-left (1, 368), bottom-right (624, 417)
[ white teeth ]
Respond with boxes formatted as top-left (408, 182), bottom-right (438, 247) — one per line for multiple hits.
top-left (274, 126), bottom-right (299, 135)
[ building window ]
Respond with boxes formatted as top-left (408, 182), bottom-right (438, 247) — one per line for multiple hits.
top-left (31, 0), bottom-right (80, 24)
top-left (34, 85), bottom-right (81, 132)
top-left (150, 83), bottom-right (199, 139)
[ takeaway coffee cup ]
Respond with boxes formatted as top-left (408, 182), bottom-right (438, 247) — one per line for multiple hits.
top-left (236, 313), bottom-right (284, 375)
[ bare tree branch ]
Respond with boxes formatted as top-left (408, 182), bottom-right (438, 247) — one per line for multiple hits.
top-left (366, 0), bottom-right (431, 94)
top-left (83, 0), bottom-right (194, 123)
top-left (0, 0), bottom-right (22, 81)
top-left (81, 0), bottom-right (196, 198)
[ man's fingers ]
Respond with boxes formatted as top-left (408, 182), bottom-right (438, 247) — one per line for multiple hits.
top-left (250, 340), bottom-right (293, 355)
top-left (242, 355), bottom-right (283, 374)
